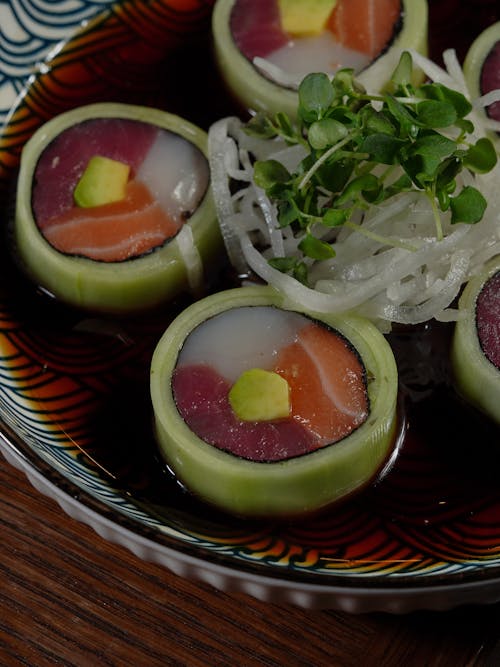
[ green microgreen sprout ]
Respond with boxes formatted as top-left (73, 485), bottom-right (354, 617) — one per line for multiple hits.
top-left (245, 52), bottom-right (498, 283)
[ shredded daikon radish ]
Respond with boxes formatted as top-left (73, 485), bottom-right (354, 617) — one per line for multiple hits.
top-left (208, 118), bottom-right (248, 275)
top-left (176, 225), bottom-right (204, 297)
top-left (253, 57), bottom-right (303, 90)
top-left (208, 50), bottom-right (500, 326)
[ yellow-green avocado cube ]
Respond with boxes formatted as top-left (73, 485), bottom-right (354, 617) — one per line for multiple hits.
top-left (74, 155), bottom-right (130, 208)
top-left (229, 368), bottom-right (291, 422)
top-left (278, 0), bottom-right (338, 35)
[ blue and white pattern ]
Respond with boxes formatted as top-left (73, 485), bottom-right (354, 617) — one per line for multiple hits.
top-left (0, 0), bottom-right (114, 125)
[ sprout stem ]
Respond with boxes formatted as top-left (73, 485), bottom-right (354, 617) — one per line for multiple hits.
top-left (344, 220), bottom-right (418, 252)
top-left (299, 135), bottom-right (352, 191)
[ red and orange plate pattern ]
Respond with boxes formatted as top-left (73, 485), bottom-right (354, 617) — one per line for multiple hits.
top-left (1, 0), bottom-right (500, 612)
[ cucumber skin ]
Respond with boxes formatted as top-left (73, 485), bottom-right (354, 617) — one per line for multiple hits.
top-left (463, 21), bottom-right (500, 146)
top-left (451, 257), bottom-right (500, 425)
top-left (150, 285), bottom-right (399, 518)
top-left (14, 103), bottom-right (222, 315)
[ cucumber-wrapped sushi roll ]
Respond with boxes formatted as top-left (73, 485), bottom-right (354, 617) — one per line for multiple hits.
top-left (452, 256), bottom-right (500, 425)
top-left (150, 286), bottom-right (399, 518)
top-left (212, 0), bottom-right (428, 117)
top-left (14, 103), bottom-right (221, 314)
top-left (464, 22), bottom-right (500, 137)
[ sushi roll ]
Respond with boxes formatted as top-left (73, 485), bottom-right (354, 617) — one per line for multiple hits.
top-left (451, 256), bottom-right (500, 425)
top-left (14, 103), bottom-right (222, 314)
top-left (150, 286), bottom-right (399, 518)
top-left (464, 22), bottom-right (500, 138)
top-left (212, 0), bottom-right (428, 117)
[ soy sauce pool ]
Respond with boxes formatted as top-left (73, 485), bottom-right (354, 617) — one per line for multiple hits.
top-left (3, 195), bottom-right (500, 572)
top-left (4, 251), bottom-right (500, 559)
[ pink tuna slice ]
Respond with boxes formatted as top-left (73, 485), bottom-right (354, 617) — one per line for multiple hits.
top-left (172, 364), bottom-right (319, 462)
top-left (480, 41), bottom-right (500, 122)
top-left (476, 270), bottom-right (500, 369)
top-left (230, 0), bottom-right (289, 60)
top-left (32, 118), bottom-right (159, 227)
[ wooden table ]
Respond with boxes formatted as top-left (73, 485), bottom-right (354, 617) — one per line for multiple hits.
top-left (1, 457), bottom-right (500, 666)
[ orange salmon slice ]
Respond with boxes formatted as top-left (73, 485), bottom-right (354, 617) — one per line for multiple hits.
top-left (327, 0), bottom-right (401, 57)
top-left (274, 323), bottom-right (369, 444)
top-left (42, 180), bottom-right (179, 262)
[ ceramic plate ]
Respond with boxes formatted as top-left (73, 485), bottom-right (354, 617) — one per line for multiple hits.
top-left (1, 0), bottom-right (500, 613)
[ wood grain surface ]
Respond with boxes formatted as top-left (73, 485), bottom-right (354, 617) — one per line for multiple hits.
top-left (1, 458), bottom-right (500, 667)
